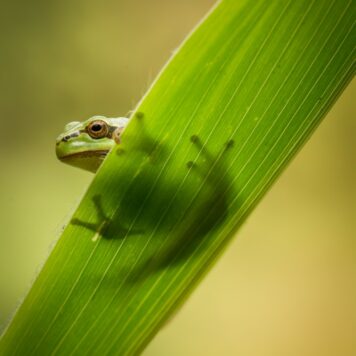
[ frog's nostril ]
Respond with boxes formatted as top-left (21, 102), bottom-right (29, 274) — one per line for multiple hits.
top-left (60, 135), bottom-right (73, 142)
top-left (56, 131), bottom-right (80, 145)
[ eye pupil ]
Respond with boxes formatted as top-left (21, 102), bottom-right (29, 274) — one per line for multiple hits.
top-left (87, 120), bottom-right (108, 138)
top-left (91, 124), bottom-right (102, 132)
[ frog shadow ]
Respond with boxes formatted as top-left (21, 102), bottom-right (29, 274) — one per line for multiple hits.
top-left (122, 134), bottom-right (238, 284)
top-left (71, 116), bottom-right (239, 284)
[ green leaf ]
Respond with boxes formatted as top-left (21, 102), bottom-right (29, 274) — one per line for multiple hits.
top-left (1, 0), bottom-right (354, 354)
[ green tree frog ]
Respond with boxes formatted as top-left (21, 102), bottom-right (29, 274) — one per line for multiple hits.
top-left (56, 116), bottom-right (128, 172)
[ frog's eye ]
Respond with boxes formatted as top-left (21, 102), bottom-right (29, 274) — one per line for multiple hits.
top-left (87, 120), bottom-right (109, 139)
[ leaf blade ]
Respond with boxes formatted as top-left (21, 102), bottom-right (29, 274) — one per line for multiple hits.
top-left (1, 0), bottom-right (355, 355)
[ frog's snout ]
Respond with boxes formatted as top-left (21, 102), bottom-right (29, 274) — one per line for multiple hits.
top-left (55, 135), bottom-right (62, 146)
top-left (55, 135), bottom-right (64, 146)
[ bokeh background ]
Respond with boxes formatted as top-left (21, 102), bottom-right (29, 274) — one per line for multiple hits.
top-left (0, 1), bottom-right (355, 355)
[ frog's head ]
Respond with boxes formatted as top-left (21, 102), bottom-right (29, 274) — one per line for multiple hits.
top-left (56, 116), bottom-right (129, 172)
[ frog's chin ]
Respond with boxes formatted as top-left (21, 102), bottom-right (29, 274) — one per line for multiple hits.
top-left (57, 150), bottom-right (109, 173)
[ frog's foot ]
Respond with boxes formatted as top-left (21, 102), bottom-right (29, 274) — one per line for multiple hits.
top-left (186, 135), bottom-right (235, 188)
top-left (113, 126), bottom-right (126, 144)
top-left (71, 195), bottom-right (110, 241)
top-left (190, 135), bottom-right (234, 155)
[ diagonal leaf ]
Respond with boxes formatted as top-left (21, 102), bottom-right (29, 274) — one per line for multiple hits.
top-left (1, 0), bottom-right (354, 355)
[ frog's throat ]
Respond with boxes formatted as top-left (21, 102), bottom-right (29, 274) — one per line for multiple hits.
top-left (58, 149), bottom-right (109, 161)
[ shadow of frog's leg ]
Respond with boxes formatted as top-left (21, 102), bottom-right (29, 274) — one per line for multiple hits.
top-left (71, 195), bottom-right (110, 242)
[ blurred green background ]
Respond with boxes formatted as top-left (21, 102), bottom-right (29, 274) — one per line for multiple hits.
top-left (0, 1), bottom-right (355, 355)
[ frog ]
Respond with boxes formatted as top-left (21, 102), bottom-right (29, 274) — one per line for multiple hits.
top-left (56, 116), bottom-right (129, 172)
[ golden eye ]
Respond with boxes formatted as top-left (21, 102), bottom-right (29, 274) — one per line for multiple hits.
top-left (87, 120), bottom-right (108, 138)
